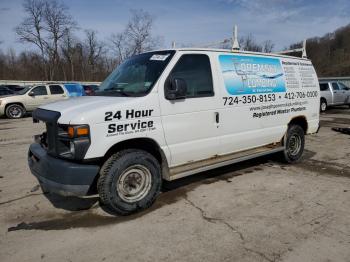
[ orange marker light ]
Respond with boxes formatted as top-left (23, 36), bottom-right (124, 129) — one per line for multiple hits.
top-left (76, 127), bottom-right (89, 136)
top-left (68, 126), bottom-right (75, 138)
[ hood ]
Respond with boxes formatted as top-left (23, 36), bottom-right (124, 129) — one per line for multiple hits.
top-left (0, 94), bottom-right (16, 98)
top-left (0, 94), bottom-right (25, 100)
top-left (39, 96), bottom-right (135, 124)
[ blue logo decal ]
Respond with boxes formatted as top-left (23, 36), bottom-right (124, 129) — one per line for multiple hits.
top-left (219, 55), bottom-right (286, 95)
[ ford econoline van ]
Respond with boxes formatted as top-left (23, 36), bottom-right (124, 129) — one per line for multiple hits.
top-left (28, 48), bottom-right (320, 215)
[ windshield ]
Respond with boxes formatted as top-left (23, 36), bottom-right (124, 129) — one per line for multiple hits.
top-left (16, 86), bottom-right (31, 95)
top-left (94, 50), bottom-right (175, 97)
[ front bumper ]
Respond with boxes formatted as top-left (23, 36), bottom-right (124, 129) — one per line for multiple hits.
top-left (28, 143), bottom-right (100, 196)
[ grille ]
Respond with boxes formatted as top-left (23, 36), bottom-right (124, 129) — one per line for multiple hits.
top-left (32, 108), bottom-right (61, 156)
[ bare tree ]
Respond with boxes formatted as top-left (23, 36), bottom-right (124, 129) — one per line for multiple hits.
top-left (84, 29), bottom-right (104, 79)
top-left (262, 40), bottom-right (274, 53)
top-left (110, 32), bottom-right (128, 65)
top-left (15, 0), bottom-right (48, 79)
top-left (110, 9), bottom-right (160, 64)
top-left (43, 0), bottom-right (76, 79)
top-left (125, 9), bottom-right (155, 55)
top-left (239, 34), bottom-right (262, 52)
top-left (15, 0), bottom-right (77, 80)
top-left (60, 28), bottom-right (77, 80)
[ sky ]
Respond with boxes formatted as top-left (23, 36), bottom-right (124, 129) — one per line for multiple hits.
top-left (0, 0), bottom-right (349, 53)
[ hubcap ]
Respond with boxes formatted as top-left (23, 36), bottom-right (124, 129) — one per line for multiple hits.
top-left (117, 165), bottom-right (152, 203)
top-left (9, 106), bottom-right (21, 117)
top-left (288, 134), bottom-right (302, 156)
top-left (321, 102), bottom-right (326, 111)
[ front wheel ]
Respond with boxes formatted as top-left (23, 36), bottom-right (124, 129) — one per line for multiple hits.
top-left (97, 149), bottom-right (162, 215)
top-left (5, 104), bottom-right (25, 119)
top-left (280, 125), bottom-right (305, 163)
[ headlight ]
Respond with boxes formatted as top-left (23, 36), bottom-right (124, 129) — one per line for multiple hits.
top-left (56, 124), bottom-right (91, 160)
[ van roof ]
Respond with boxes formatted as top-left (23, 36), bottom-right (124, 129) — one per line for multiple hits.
top-left (149, 48), bottom-right (311, 61)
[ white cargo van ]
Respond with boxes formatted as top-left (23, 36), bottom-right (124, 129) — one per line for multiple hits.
top-left (28, 48), bottom-right (320, 215)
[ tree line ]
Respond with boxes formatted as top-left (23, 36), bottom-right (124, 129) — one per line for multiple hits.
top-left (289, 24), bottom-right (350, 77)
top-left (0, 0), bottom-right (160, 82)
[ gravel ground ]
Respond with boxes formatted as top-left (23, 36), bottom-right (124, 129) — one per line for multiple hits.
top-left (0, 107), bottom-right (349, 262)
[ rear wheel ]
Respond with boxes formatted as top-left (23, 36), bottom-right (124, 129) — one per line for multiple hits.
top-left (280, 125), bottom-right (305, 163)
top-left (5, 104), bottom-right (25, 119)
top-left (97, 149), bottom-right (162, 215)
top-left (320, 99), bottom-right (327, 112)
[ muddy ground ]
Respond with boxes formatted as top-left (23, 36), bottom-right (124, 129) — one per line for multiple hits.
top-left (0, 107), bottom-right (349, 262)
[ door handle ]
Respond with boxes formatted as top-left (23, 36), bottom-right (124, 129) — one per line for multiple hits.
top-left (215, 112), bottom-right (219, 123)
top-left (43, 97), bottom-right (49, 99)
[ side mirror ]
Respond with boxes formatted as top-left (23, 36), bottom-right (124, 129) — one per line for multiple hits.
top-left (165, 78), bottom-right (187, 100)
top-left (28, 91), bottom-right (35, 97)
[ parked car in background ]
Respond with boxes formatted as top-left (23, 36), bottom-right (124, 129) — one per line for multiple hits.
top-left (319, 81), bottom-right (350, 111)
top-left (64, 83), bottom-right (86, 97)
top-left (0, 84), bottom-right (26, 93)
top-left (0, 84), bottom-right (69, 118)
top-left (0, 87), bottom-right (15, 97)
top-left (82, 84), bottom-right (99, 96)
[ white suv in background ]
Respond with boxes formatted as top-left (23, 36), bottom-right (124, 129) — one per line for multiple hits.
top-left (0, 84), bottom-right (69, 118)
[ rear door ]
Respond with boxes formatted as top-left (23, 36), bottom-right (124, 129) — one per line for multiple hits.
top-left (26, 85), bottom-right (50, 110)
top-left (331, 82), bottom-right (343, 104)
top-left (158, 52), bottom-right (221, 167)
top-left (48, 85), bottom-right (67, 102)
top-left (338, 82), bottom-right (350, 105)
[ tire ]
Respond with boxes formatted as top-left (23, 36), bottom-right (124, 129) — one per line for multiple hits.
top-left (320, 99), bottom-right (327, 112)
top-left (280, 125), bottom-right (305, 163)
top-left (5, 104), bottom-right (26, 119)
top-left (97, 149), bottom-right (162, 215)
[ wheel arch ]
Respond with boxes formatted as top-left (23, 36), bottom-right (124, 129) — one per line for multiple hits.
top-left (103, 137), bottom-right (170, 179)
top-left (5, 102), bottom-right (26, 111)
top-left (288, 115), bottom-right (308, 134)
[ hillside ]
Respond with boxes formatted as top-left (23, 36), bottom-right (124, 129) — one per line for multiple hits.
top-left (290, 24), bottom-right (350, 77)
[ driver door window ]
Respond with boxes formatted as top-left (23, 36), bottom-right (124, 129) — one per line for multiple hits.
top-left (27, 86), bottom-right (49, 109)
top-left (332, 83), bottom-right (340, 91)
top-left (167, 54), bottom-right (214, 98)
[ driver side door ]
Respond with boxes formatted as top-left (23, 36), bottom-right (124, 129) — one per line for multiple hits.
top-left (26, 85), bottom-right (50, 111)
top-left (158, 53), bottom-right (221, 167)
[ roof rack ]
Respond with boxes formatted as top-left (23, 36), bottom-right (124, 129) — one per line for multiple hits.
top-left (171, 25), bottom-right (241, 51)
top-left (275, 39), bottom-right (307, 58)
